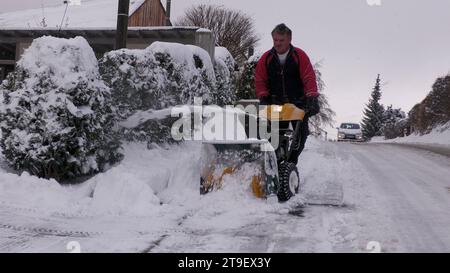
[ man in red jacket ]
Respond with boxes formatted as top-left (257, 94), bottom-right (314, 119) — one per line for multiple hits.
top-left (255, 23), bottom-right (320, 164)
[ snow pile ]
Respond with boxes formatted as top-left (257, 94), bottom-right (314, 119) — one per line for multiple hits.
top-left (0, 141), bottom-right (201, 216)
top-left (0, 35), bottom-right (121, 180)
top-left (90, 170), bottom-right (160, 216)
top-left (371, 121), bottom-right (450, 146)
top-left (0, 171), bottom-right (71, 211)
top-left (89, 141), bottom-right (202, 214)
top-left (81, 141), bottom-right (201, 216)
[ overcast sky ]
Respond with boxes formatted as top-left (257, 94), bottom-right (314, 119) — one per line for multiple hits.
top-left (2, 0), bottom-right (450, 136)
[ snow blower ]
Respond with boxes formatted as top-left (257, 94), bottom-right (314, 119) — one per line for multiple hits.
top-left (200, 103), bottom-right (308, 202)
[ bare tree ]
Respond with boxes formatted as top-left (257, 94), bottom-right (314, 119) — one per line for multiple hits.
top-left (176, 4), bottom-right (259, 64)
top-left (309, 62), bottom-right (336, 135)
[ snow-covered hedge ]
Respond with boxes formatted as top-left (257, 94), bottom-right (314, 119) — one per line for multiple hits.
top-left (214, 47), bottom-right (236, 105)
top-left (149, 42), bottom-right (216, 105)
top-left (99, 42), bottom-right (218, 144)
top-left (235, 54), bottom-right (260, 100)
top-left (0, 36), bottom-right (122, 181)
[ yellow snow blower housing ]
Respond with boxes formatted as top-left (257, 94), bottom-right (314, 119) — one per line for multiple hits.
top-left (259, 103), bottom-right (306, 122)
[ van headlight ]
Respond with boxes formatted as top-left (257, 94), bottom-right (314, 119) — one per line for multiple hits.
top-left (338, 133), bottom-right (345, 139)
top-left (356, 134), bottom-right (362, 139)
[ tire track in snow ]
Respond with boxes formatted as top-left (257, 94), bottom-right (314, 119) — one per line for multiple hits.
top-left (0, 223), bottom-right (96, 238)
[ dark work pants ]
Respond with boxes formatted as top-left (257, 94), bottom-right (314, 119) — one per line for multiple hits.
top-left (279, 117), bottom-right (309, 165)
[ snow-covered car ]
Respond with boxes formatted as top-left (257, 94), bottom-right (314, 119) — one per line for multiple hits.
top-left (337, 123), bottom-right (364, 142)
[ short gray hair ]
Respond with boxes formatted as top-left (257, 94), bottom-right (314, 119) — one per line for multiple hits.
top-left (271, 23), bottom-right (292, 36)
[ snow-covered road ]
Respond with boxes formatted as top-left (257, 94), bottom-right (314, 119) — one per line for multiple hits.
top-left (344, 143), bottom-right (450, 252)
top-left (0, 140), bottom-right (449, 253)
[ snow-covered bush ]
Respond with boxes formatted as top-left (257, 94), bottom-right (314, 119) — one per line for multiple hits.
top-left (149, 42), bottom-right (216, 105)
top-left (382, 105), bottom-right (407, 139)
top-left (99, 42), bottom-right (216, 144)
top-left (235, 54), bottom-right (260, 100)
top-left (99, 48), bottom-right (167, 119)
top-left (99, 48), bottom-right (175, 144)
top-left (213, 47), bottom-right (236, 105)
top-left (0, 36), bottom-right (122, 181)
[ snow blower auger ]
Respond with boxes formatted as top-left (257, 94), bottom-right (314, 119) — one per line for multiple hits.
top-left (200, 140), bottom-right (279, 198)
top-left (200, 103), bottom-right (306, 202)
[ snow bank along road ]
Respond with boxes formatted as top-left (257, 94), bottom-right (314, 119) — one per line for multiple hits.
top-left (0, 140), bottom-right (449, 252)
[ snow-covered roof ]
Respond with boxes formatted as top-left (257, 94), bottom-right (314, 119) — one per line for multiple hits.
top-left (0, 0), bottom-right (160, 28)
top-left (0, 26), bottom-right (215, 62)
top-left (129, 0), bottom-right (146, 16)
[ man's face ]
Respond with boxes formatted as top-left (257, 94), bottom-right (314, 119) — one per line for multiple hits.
top-left (272, 32), bottom-right (291, 54)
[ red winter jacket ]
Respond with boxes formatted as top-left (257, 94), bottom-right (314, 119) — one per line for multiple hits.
top-left (255, 46), bottom-right (319, 101)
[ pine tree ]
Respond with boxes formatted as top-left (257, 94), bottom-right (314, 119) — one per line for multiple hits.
top-left (361, 74), bottom-right (385, 139)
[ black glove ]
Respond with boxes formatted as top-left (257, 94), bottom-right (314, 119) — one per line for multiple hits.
top-left (259, 96), bottom-right (271, 105)
top-left (306, 96), bottom-right (320, 117)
